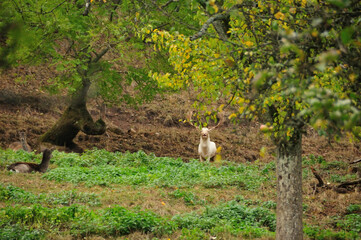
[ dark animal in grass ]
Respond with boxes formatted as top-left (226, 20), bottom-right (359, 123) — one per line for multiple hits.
top-left (7, 149), bottom-right (53, 173)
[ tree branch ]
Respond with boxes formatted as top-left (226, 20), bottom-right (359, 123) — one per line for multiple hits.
top-left (161, 0), bottom-right (178, 9)
top-left (350, 158), bottom-right (361, 164)
top-left (93, 47), bottom-right (110, 63)
top-left (337, 179), bottom-right (361, 188)
top-left (42, 0), bottom-right (68, 14)
top-left (190, 4), bottom-right (246, 41)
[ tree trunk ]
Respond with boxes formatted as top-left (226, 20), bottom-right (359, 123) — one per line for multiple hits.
top-left (276, 130), bottom-right (303, 240)
top-left (39, 77), bottom-right (106, 149)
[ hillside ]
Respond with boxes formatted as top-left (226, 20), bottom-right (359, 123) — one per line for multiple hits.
top-left (1, 65), bottom-right (361, 239)
top-left (1, 65), bottom-right (361, 163)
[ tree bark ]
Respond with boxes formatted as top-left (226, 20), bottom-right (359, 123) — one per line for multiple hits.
top-left (39, 77), bottom-right (106, 149)
top-left (276, 130), bottom-right (303, 240)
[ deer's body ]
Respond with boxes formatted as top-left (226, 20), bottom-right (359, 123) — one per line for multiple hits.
top-left (7, 149), bottom-right (52, 173)
top-left (187, 112), bottom-right (223, 162)
top-left (8, 131), bottom-right (31, 152)
top-left (198, 127), bottom-right (217, 162)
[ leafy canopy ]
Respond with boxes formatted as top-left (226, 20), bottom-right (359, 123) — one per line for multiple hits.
top-left (150, 0), bottom-right (361, 142)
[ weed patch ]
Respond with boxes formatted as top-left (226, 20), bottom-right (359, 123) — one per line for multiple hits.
top-left (0, 204), bottom-right (174, 238)
top-left (172, 200), bottom-right (276, 237)
top-left (168, 189), bottom-right (206, 206)
top-left (0, 184), bottom-right (100, 206)
top-left (43, 150), bottom-right (271, 189)
top-left (0, 224), bottom-right (45, 240)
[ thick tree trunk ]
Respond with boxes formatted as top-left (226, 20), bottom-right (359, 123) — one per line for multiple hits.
top-left (276, 130), bottom-right (303, 240)
top-left (39, 1), bottom-right (109, 151)
top-left (39, 77), bottom-right (106, 149)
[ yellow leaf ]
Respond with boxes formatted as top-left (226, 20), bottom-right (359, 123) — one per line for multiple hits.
top-left (274, 12), bottom-right (285, 20)
top-left (228, 113), bottom-right (237, 119)
top-left (213, 5), bottom-right (219, 13)
top-left (216, 146), bottom-right (222, 153)
top-left (244, 41), bottom-right (253, 47)
top-left (218, 104), bottom-right (225, 112)
top-left (301, 0), bottom-right (307, 7)
top-left (260, 147), bottom-right (267, 158)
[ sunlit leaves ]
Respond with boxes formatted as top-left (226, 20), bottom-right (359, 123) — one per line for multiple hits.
top-left (300, 87), bottom-right (361, 135)
top-left (150, 28), bottom-right (235, 115)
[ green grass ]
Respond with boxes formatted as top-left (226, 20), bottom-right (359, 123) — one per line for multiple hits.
top-left (43, 150), bottom-right (271, 189)
top-left (0, 184), bottom-right (101, 206)
top-left (0, 149), bottom-right (360, 239)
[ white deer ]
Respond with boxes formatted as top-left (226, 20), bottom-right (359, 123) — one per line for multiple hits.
top-left (187, 111), bottom-right (223, 162)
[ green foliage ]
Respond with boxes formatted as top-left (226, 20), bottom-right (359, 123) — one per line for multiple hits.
top-left (0, 149), bottom-right (272, 191)
top-left (173, 200), bottom-right (276, 234)
top-left (150, 0), bottom-right (361, 143)
top-left (72, 206), bottom-right (176, 237)
top-left (302, 154), bottom-right (326, 167)
top-left (304, 225), bottom-right (360, 240)
top-left (0, 200), bottom-right (277, 239)
top-left (0, 204), bottom-right (173, 238)
top-left (0, 204), bottom-right (90, 230)
top-left (0, 149), bottom-right (37, 169)
top-left (43, 150), bottom-right (271, 189)
top-left (0, 149), bottom-right (358, 238)
top-left (1, 0), bottom-right (170, 105)
top-left (304, 206), bottom-right (361, 239)
top-left (0, 224), bottom-right (45, 240)
top-left (346, 204), bottom-right (361, 214)
top-left (337, 214), bottom-right (361, 233)
top-left (320, 161), bottom-right (348, 170)
top-left (330, 174), bottom-right (357, 183)
top-left (179, 228), bottom-right (208, 240)
top-left (168, 189), bottom-right (206, 206)
top-left (0, 184), bottom-right (101, 206)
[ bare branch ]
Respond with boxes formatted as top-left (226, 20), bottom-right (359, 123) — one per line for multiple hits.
top-left (43, 0), bottom-right (68, 14)
top-left (161, 0), bottom-right (178, 9)
top-left (93, 47), bottom-right (110, 63)
top-left (337, 179), bottom-right (361, 188)
top-left (350, 158), bottom-right (361, 164)
top-left (190, 13), bottom-right (229, 41)
top-left (190, 4), bottom-right (246, 41)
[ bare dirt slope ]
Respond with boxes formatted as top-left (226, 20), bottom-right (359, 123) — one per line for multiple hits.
top-left (1, 65), bottom-right (361, 165)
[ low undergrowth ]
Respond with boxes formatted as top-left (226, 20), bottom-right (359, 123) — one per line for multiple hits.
top-left (43, 150), bottom-right (272, 189)
top-left (0, 184), bottom-right (101, 206)
top-left (0, 149), bottom-right (360, 239)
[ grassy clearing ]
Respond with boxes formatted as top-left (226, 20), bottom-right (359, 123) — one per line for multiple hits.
top-left (0, 149), bottom-right (360, 239)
